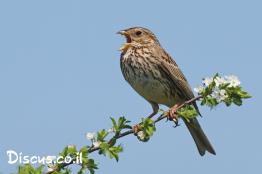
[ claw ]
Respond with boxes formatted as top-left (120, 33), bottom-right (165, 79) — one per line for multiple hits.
top-left (167, 104), bottom-right (180, 125)
top-left (173, 121), bottom-right (180, 128)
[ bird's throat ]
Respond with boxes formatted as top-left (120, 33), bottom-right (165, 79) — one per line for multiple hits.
top-left (119, 43), bottom-right (131, 52)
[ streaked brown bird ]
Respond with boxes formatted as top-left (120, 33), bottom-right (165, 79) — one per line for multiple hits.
top-left (117, 27), bottom-right (215, 156)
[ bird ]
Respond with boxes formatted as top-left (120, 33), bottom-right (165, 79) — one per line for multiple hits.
top-left (117, 27), bottom-right (216, 156)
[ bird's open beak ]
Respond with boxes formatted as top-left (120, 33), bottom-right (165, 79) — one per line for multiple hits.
top-left (116, 30), bottom-right (127, 36)
top-left (117, 30), bottom-right (131, 52)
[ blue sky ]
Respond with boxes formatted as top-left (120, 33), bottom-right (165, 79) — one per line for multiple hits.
top-left (0, 0), bottom-right (261, 173)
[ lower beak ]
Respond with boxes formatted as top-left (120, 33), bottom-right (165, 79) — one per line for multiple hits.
top-left (119, 43), bottom-right (131, 52)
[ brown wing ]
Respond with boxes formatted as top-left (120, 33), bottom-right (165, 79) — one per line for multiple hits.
top-left (154, 46), bottom-right (200, 114)
top-left (156, 47), bottom-right (194, 99)
top-left (154, 47), bottom-right (216, 155)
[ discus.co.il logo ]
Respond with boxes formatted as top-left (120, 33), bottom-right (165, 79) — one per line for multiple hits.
top-left (6, 150), bottom-right (82, 165)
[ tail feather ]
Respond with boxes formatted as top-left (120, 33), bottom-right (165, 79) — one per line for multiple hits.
top-left (183, 118), bottom-right (216, 156)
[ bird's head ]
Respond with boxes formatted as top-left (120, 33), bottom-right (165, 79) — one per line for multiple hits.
top-left (117, 27), bottom-right (160, 52)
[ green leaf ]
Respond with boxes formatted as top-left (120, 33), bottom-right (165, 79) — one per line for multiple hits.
top-left (236, 89), bottom-right (252, 99)
top-left (79, 146), bottom-right (89, 158)
top-left (17, 164), bottom-right (44, 174)
top-left (67, 145), bottom-right (77, 154)
top-left (233, 97), bottom-right (242, 106)
top-left (99, 142), bottom-right (110, 156)
top-left (201, 96), bottom-right (218, 108)
top-left (98, 142), bottom-right (123, 161)
top-left (86, 158), bottom-right (98, 174)
top-left (110, 117), bottom-right (118, 131)
top-left (108, 145), bottom-right (123, 161)
top-left (110, 117), bottom-right (132, 135)
top-left (224, 86), bottom-right (251, 107)
top-left (60, 146), bottom-right (68, 158)
top-left (136, 118), bottom-right (156, 142)
top-left (118, 117), bottom-right (132, 130)
top-left (79, 157), bottom-right (98, 174)
top-left (177, 105), bottom-right (198, 122)
top-left (97, 129), bottom-right (108, 142)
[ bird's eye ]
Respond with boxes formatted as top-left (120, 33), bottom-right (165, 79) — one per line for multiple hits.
top-left (135, 31), bottom-right (142, 36)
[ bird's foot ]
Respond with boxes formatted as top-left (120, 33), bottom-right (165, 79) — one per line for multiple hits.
top-left (147, 112), bottom-right (157, 119)
top-left (167, 104), bottom-right (180, 127)
top-left (132, 124), bottom-right (141, 134)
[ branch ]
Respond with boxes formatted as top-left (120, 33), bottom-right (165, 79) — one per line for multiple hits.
top-left (16, 73), bottom-right (250, 174)
top-left (46, 95), bottom-right (202, 174)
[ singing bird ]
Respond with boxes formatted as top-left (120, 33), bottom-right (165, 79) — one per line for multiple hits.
top-left (117, 27), bottom-right (215, 156)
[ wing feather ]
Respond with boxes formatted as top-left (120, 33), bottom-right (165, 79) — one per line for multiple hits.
top-left (154, 46), bottom-right (200, 114)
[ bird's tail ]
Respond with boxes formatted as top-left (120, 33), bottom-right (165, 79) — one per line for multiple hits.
top-left (183, 118), bottom-right (216, 156)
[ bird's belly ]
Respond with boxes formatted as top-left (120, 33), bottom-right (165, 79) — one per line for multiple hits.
top-left (121, 53), bottom-right (181, 107)
top-left (128, 73), bottom-right (174, 106)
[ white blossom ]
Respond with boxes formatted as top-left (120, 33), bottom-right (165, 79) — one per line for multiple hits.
top-left (46, 156), bottom-right (56, 163)
top-left (137, 131), bottom-right (145, 140)
top-left (86, 132), bottom-right (96, 140)
top-left (225, 75), bottom-right (241, 87)
top-left (108, 127), bottom-right (116, 133)
top-left (47, 167), bottom-right (55, 173)
top-left (211, 87), bottom-right (228, 102)
top-left (67, 145), bottom-right (76, 149)
top-left (93, 141), bottom-right (101, 148)
top-left (194, 85), bottom-right (204, 94)
top-left (214, 76), bottom-right (227, 87)
top-left (202, 77), bottom-right (213, 87)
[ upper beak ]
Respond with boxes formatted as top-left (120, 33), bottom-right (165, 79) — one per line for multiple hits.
top-left (116, 30), bottom-right (127, 36)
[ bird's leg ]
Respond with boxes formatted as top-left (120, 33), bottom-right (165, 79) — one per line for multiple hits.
top-left (133, 103), bottom-right (159, 134)
top-left (147, 110), bottom-right (158, 119)
top-left (147, 102), bottom-right (159, 119)
top-left (167, 104), bottom-right (180, 126)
